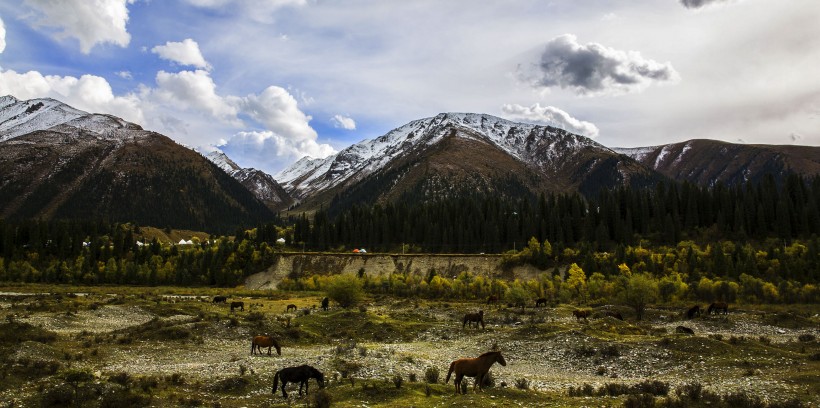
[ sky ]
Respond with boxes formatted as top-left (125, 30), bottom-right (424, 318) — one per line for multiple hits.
top-left (0, 0), bottom-right (818, 176)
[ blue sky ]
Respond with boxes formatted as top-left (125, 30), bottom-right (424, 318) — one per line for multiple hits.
top-left (1, 0), bottom-right (818, 175)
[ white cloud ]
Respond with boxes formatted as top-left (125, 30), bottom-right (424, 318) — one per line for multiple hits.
top-left (152, 69), bottom-right (239, 124)
top-left (151, 39), bottom-right (211, 70)
top-left (116, 71), bottom-right (133, 79)
top-left (234, 86), bottom-right (317, 142)
top-left (0, 68), bottom-right (145, 125)
top-left (331, 114), bottom-right (356, 130)
top-left (23, 0), bottom-right (133, 54)
top-left (0, 17), bottom-right (6, 54)
top-left (501, 103), bottom-right (599, 138)
top-left (183, 0), bottom-right (307, 22)
top-left (601, 13), bottom-right (618, 21)
top-left (680, 0), bottom-right (742, 9)
top-left (218, 130), bottom-right (335, 172)
top-left (518, 34), bottom-right (680, 96)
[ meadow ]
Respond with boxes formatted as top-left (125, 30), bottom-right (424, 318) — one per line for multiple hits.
top-left (0, 284), bottom-right (817, 408)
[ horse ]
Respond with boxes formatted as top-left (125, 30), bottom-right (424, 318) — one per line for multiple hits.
top-left (272, 365), bottom-right (324, 398)
top-left (286, 304), bottom-right (297, 312)
top-left (321, 297), bottom-right (329, 311)
top-left (486, 295), bottom-right (499, 306)
top-left (445, 351), bottom-right (507, 394)
top-left (707, 302), bottom-right (728, 315)
top-left (212, 295), bottom-right (227, 303)
top-left (230, 301), bottom-right (244, 312)
top-left (251, 335), bottom-right (281, 355)
top-left (535, 298), bottom-right (547, 307)
top-left (686, 305), bottom-right (701, 319)
top-left (573, 309), bottom-right (591, 322)
top-left (463, 310), bottom-right (485, 329)
top-left (676, 326), bottom-right (695, 335)
top-left (603, 310), bottom-right (623, 320)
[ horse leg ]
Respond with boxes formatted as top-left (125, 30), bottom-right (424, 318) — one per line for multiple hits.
top-left (267, 346), bottom-right (272, 356)
top-left (455, 374), bottom-right (464, 394)
top-left (281, 380), bottom-right (288, 398)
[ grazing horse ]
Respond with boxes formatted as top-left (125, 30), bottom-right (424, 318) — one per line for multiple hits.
top-left (603, 311), bottom-right (623, 320)
top-left (686, 305), bottom-right (701, 319)
top-left (230, 301), bottom-right (244, 312)
top-left (535, 298), bottom-right (547, 307)
top-left (272, 365), bottom-right (324, 398)
top-left (707, 302), bottom-right (728, 315)
top-left (445, 351), bottom-right (507, 394)
top-left (321, 297), bottom-right (329, 311)
top-left (676, 326), bottom-right (695, 335)
top-left (251, 335), bottom-right (281, 355)
top-left (212, 295), bottom-right (227, 303)
top-left (573, 309), bottom-right (591, 322)
top-left (285, 304), bottom-right (297, 312)
top-left (463, 310), bottom-right (485, 329)
top-left (486, 295), bottom-right (499, 306)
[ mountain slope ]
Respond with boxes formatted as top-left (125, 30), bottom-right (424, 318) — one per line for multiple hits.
top-left (0, 96), bottom-right (275, 232)
top-left (614, 140), bottom-right (820, 186)
top-left (277, 112), bottom-right (663, 210)
top-left (205, 151), bottom-right (293, 211)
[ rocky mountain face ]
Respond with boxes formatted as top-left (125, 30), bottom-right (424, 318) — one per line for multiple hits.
top-left (205, 151), bottom-right (292, 211)
top-left (0, 96), bottom-right (275, 232)
top-left (614, 140), bottom-right (820, 186)
top-left (276, 112), bottom-right (663, 211)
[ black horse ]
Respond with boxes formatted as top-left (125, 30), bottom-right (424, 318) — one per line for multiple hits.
top-left (535, 298), bottom-right (547, 307)
top-left (321, 297), bottom-right (329, 311)
top-left (707, 302), bottom-right (728, 315)
top-left (230, 301), bottom-right (244, 312)
top-left (212, 296), bottom-right (227, 303)
top-left (272, 365), bottom-right (325, 398)
top-left (686, 305), bottom-right (701, 319)
top-left (463, 310), bottom-right (485, 329)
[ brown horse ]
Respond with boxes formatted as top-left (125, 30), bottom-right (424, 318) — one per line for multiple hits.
top-left (707, 302), bottom-right (728, 315)
top-left (686, 305), bottom-right (701, 319)
top-left (251, 335), bottom-right (281, 356)
top-left (573, 309), bottom-right (591, 322)
top-left (230, 301), bottom-right (244, 312)
top-left (445, 351), bottom-right (507, 394)
top-left (603, 310), bottom-right (623, 320)
top-left (463, 310), bottom-right (485, 329)
top-left (535, 297), bottom-right (547, 307)
top-left (285, 304), bottom-right (297, 312)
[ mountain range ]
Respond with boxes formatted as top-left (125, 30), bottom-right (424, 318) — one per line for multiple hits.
top-left (2, 95), bottom-right (819, 230)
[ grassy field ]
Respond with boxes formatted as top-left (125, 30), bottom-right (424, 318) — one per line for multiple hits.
top-left (0, 284), bottom-right (817, 408)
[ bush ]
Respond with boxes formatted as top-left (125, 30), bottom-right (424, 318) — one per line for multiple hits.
top-left (623, 393), bottom-right (656, 408)
top-left (392, 374), bottom-right (403, 389)
top-left (724, 391), bottom-right (765, 408)
top-left (514, 378), bottom-right (530, 390)
top-left (327, 275), bottom-right (364, 308)
top-left (424, 366), bottom-right (439, 384)
top-left (797, 334), bottom-right (815, 342)
top-left (313, 389), bottom-right (332, 408)
top-left (99, 386), bottom-right (151, 408)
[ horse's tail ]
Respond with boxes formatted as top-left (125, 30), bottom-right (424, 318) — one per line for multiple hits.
top-left (445, 361), bottom-right (455, 384)
top-left (272, 370), bottom-right (280, 394)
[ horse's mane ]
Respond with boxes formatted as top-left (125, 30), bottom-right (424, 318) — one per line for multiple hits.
top-left (478, 351), bottom-right (500, 358)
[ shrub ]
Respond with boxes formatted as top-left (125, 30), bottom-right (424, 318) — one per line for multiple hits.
top-left (108, 372), bottom-right (131, 387)
top-left (724, 391), bottom-right (765, 408)
top-left (623, 393), bottom-right (656, 408)
top-left (327, 275), bottom-right (364, 308)
top-left (313, 389), bottom-right (332, 408)
top-left (797, 334), bottom-right (815, 342)
top-left (424, 366), bottom-right (439, 384)
top-left (675, 382), bottom-right (702, 401)
top-left (392, 374), bottom-right (403, 389)
top-left (408, 373), bottom-right (417, 383)
top-left (39, 383), bottom-right (74, 407)
top-left (99, 386), bottom-right (151, 408)
top-left (515, 378), bottom-right (530, 390)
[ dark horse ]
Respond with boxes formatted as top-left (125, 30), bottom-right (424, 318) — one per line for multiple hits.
top-left (686, 305), bottom-right (702, 319)
top-left (463, 310), bottom-right (485, 329)
top-left (251, 335), bottom-right (281, 355)
top-left (230, 301), bottom-right (244, 312)
top-left (286, 304), bottom-right (297, 312)
top-left (573, 309), bottom-right (591, 322)
top-left (535, 298), bottom-right (547, 307)
top-left (603, 311), bottom-right (623, 320)
top-left (321, 297), bottom-right (329, 311)
top-left (445, 351), bottom-right (506, 394)
top-left (212, 295), bottom-right (227, 303)
top-left (272, 365), bottom-right (324, 398)
top-left (486, 295), bottom-right (499, 306)
top-left (676, 325), bottom-right (695, 335)
top-left (707, 302), bottom-right (728, 315)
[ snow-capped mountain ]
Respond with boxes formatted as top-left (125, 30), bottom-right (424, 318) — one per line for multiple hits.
top-left (277, 112), bottom-right (660, 209)
top-left (0, 95), bottom-right (275, 231)
top-left (614, 140), bottom-right (820, 186)
top-left (205, 151), bottom-right (292, 211)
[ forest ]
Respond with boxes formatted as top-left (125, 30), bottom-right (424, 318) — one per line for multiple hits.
top-left (0, 174), bottom-right (818, 304)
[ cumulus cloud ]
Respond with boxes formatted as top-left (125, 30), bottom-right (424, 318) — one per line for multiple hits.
top-left (501, 103), bottom-right (599, 137)
top-left (519, 34), bottom-right (679, 96)
top-left (233, 86), bottom-right (318, 142)
top-left (152, 70), bottom-right (239, 124)
top-left (116, 71), bottom-right (132, 79)
top-left (0, 68), bottom-right (145, 125)
top-left (151, 39), bottom-right (211, 70)
top-left (218, 130), bottom-right (335, 172)
top-left (0, 17), bottom-right (6, 54)
top-left (680, 0), bottom-right (740, 9)
top-left (23, 0), bottom-right (133, 54)
top-left (331, 114), bottom-right (356, 130)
